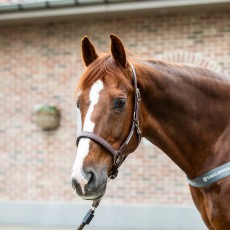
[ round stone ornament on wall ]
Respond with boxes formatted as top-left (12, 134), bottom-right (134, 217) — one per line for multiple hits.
top-left (34, 104), bottom-right (60, 131)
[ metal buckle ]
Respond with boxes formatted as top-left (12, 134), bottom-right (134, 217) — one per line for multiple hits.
top-left (133, 113), bottom-right (141, 136)
top-left (136, 88), bottom-right (141, 102)
top-left (115, 156), bottom-right (121, 165)
top-left (135, 120), bottom-right (142, 135)
top-left (114, 154), bottom-right (121, 166)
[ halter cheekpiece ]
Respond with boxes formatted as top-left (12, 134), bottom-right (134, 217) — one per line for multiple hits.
top-left (76, 63), bottom-right (142, 179)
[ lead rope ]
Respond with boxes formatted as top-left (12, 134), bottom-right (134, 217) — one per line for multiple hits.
top-left (77, 200), bottom-right (101, 230)
top-left (77, 175), bottom-right (116, 230)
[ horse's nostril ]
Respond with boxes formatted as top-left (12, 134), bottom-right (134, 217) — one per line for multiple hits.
top-left (71, 168), bottom-right (100, 196)
top-left (87, 172), bottom-right (93, 182)
top-left (71, 171), bottom-right (94, 191)
top-left (84, 170), bottom-right (97, 191)
top-left (71, 177), bottom-right (79, 191)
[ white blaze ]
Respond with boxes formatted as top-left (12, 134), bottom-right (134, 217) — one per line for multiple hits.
top-left (71, 80), bottom-right (104, 193)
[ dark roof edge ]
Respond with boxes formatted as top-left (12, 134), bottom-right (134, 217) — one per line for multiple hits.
top-left (1, 0), bottom-right (230, 25)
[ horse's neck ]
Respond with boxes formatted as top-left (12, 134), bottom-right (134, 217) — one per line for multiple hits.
top-left (137, 61), bottom-right (230, 178)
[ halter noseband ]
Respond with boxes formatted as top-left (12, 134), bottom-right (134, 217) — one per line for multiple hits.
top-left (76, 63), bottom-right (142, 179)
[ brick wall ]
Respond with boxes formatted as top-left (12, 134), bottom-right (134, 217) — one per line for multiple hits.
top-left (1, 10), bottom-right (230, 205)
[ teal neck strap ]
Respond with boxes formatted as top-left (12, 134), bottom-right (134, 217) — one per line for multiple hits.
top-left (187, 162), bottom-right (230, 188)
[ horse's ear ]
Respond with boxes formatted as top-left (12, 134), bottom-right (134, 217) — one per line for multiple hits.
top-left (81, 36), bottom-right (98, 67)
top-left (110, 34), bottom-right (127, 68)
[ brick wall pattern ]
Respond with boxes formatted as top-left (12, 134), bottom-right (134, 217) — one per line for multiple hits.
top-left (1, 10), bottom-right (230, 205)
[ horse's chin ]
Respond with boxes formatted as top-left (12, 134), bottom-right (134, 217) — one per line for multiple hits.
top-left (81, 191), bottom-right (105, 201)
top-left (78, 181), bottom-right (107, 201)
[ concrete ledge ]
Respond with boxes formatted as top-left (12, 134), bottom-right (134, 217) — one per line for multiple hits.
top-left (1, 0), bottom-right (230, 25)
top-left (0, 201), bottom-right (207, 229)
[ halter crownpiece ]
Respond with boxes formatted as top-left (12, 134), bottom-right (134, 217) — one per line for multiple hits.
top-left (76, 63), bottom-right (142, 179)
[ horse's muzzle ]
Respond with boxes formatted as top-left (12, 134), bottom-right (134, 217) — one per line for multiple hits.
top-left (71, 170), bottom-right (107, 200)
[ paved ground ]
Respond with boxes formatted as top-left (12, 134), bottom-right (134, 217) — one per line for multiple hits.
top-left (0, 227), bottom-right (72, 230)
top-left (0, 227), bottom-right (108, 230)
top-left (0, 227), bottom-right (131, 230)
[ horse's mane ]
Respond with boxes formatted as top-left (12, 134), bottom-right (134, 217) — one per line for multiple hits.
top-left (144, 59), bottom-right (230, 98)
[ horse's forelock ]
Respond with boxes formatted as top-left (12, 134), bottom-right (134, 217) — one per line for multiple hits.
top-left (76, 53), bottom-right (132, 96)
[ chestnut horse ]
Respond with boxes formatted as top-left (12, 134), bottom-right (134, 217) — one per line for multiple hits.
top-left (71, 34), bottom-right (230, 229)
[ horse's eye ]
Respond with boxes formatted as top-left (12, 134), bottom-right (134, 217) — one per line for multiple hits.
top-left (113, 98), bottom-right (126, 110)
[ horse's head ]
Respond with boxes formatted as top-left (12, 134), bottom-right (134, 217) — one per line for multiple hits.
top-left (71, 35), bottom-right (142, 200)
